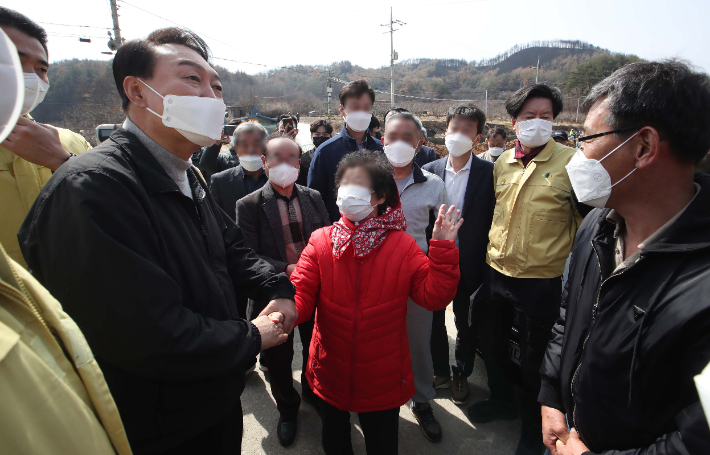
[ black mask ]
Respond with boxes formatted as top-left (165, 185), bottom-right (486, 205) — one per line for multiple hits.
top-left (312, 136), bottom-right (329, 148)
top-left (374, 131), bottom-right (382, 140)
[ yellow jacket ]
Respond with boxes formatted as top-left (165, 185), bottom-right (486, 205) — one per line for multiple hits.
top-left (0, 121), bottom-right (91, 268)
top-left (486, 139), bottom-right (583, 279)
top-left (0, 243), bottom-right (131, 454)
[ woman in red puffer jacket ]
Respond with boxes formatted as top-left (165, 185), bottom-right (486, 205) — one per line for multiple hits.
top-left (291, 150), bottom-right (462, 454)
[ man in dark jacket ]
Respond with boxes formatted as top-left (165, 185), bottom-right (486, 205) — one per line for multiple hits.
top-left (423, 104), bottom-right (495, 406)
top-left (197, 119), bottom-right (245, 182)
top-left (539, 60), bottom-right (710, 455)
top-left (18, 28), bottom-right (296, 455)
top-left (307, 80), bottom-right (383, 222)
top-left (296, 119), bottom-right (333, 187)
top-left (209, 121), bottom-right (269, 222)
top-left (236, 135), bottom-right (330, 447)
top-left (415, 126), bottom-right (438, 167)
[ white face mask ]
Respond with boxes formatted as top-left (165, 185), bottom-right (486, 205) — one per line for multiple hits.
top-left (516, 118), bottom-right (553, 148)
top-left (488, 146), bottom-right (505, 157)
top-left (345, 110), bottom-right (372, 132)
top-left (384, 140), bottom-right (416, 167)
top-left (240, 155), bottom-right (263, 172)
top-left (138, 78), bottom-right (226, 147)
top-left (22, 72), bottom-right (49, 115)
top-left (445, 132), bottom-right (473, 157)
top-left (267, 162), bottom-right (299, 187)
top-left (337, 184), bottom-right (375, 222)
top-left (0, 28), bottom-right (24, 144)
top-left (565, 132), bottom-right (639, 209)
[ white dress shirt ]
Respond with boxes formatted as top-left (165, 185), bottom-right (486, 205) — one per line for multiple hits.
top-left (444, 152), bottom-right (473, 247)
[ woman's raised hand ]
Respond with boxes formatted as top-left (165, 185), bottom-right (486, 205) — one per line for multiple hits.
top-left (432, 204), bottom-right (464, 242)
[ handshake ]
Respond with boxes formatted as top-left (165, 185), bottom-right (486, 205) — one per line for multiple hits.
top-left (251, 298), bottom-right (298, 350)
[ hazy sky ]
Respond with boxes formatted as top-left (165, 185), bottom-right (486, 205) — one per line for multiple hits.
top-left (5, 0), bottom-right (710, 77)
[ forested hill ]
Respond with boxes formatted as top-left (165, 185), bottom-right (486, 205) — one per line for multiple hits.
top-left (32, 40), bottom-right (640, 131)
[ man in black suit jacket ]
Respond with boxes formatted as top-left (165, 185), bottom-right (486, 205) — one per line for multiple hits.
top-left (423, 104), bottom-right (495, 406)
top-left (210, 121), bottom-right (270, 222)
top-left (236, 135), bottom-right (330, 447)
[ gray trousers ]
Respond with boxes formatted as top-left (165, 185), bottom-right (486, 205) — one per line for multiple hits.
top-left (406, 298), bottom-right (436, 403)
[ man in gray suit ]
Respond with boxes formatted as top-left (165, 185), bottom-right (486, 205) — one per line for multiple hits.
top-left (235, 135), bottom-right (330, 447)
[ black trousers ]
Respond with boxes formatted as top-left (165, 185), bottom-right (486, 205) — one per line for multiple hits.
top-left (248, 301), bottom-right (315, 420)
top-left (430, 280), bottom-right (479, 378)
top-left (477, 266), bottom-right (561, 434)
top-left (165, 400), bottom-right (243, 454)
top-left (320, 400), bottom-right (400, 455)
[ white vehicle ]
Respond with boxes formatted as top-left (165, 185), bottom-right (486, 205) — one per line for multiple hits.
top-left (95, 124), bottom-right (120, 143)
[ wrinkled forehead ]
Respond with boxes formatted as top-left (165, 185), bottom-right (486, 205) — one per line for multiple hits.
top-left (386, 117), bottom-right (419, 135)
top-left (267, 138), bottom-right (300, 156)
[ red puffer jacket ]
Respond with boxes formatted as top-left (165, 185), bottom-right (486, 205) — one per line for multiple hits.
top-left (292, 222), bottom-right (460, 413)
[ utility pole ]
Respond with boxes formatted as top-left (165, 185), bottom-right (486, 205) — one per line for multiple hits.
top-left (382, 7), bottom-right (405, 108)
top-left (326, 70), bottom-right (333, 120)
top-left (107, 0), bottom-right (124, 51)
top-left (536, 55), bottom-right (540, 83)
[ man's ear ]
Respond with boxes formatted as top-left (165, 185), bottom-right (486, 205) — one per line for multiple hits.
top-left (123, 76), bottom-right (149, 109)
top-left (635, 126), bottom-right (662, 170)
top-left (338, 105), bottom-right (346, 117)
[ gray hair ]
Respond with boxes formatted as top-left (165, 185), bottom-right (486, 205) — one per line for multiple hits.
top-left (582, 59), bottom-right (710, 164)
top-left (420, 125), bottom-right (428, 139)
top-left (385, 111), bottom-right (423, 133)
top-left (231, 121), bottom-right (268, 148)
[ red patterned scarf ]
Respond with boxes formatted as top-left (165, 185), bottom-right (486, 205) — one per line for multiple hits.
top-left (331, 204), bottom-right (407, 258)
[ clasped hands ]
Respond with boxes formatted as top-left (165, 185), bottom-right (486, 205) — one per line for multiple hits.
top-left (251, 298), bottom-right (298, 350)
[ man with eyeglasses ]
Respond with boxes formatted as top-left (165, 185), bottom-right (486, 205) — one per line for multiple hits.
top-left (539, 60), bottom-right (710, 455)
top-left (469, 84), bottom-right (591, 455)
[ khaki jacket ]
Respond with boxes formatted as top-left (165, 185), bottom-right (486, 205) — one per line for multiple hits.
top-left (0, 119), bottom-right (91, 268)
top-left (0, 243), bottom-right (131, 455)
top-left (486, 139), bottom-right (583, 278)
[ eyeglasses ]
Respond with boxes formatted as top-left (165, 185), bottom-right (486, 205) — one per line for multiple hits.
top-left (576, 126), bottom-right (641, 143)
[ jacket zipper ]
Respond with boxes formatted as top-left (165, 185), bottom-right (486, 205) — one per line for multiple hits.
top-left (0, 281), bottom-right (50, 332)
top-left (570, 243), bottom-right (628, 432)
top-left (348, 258), bottom-right (362, 410)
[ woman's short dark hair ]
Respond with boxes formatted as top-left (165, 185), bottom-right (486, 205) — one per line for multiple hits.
top-left (334, 150), bottom-right (397, 216)
top-left (310, 119), bottom-right (333, 135)
top-left (445, 104), bottom-right (486, 134)
top-left (505, 84), bottom-right (564, 119)
top-left (582, 59), bottom-right (710, 165)
top-left (339, 80), bottom-right (376, 106)
top-left (487, 126), bottom-right (507, 140)
top-left (112, 27), bottom-right (212, 110)
top-left (0, 7), bottom-right (48, 58)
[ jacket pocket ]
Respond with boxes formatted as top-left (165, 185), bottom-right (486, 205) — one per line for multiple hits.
top-left (487, 205), bottom-right (505, 260)
top-left (524, 210), bottom-right (570, 269)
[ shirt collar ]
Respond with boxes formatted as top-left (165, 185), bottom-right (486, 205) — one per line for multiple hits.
top-left (445, 152), bottom-right (473, 174)
top-left (606, 182), bottom-right (701, 249)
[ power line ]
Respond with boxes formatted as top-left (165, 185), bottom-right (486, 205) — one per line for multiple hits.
top-left (40, 22), bottom-right (111, 30)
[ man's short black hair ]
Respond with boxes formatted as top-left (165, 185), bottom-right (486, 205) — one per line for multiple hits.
top-left (487, 126), bottom-right (507, 140)
top-left (335, 149), bottom-right (397, 216)
top-left (112, 27), bottom-right (212, 110)
top-left (446, 104), bottom-right (486, 135)
top-left (339, 79), bottom-right (376, 106)
top-left (265, 133), bottom-right (302, 157)
top-left (310, 119), bottom-right (333, 135)
top-left (505, 84), bottom-right (564, 119)
top-left (0, 7), bottom-right (48, 58)
top-left (383, 106), bottom-right (408, 124)
top-left (583, 59), bottom-right (710, 165)
top-left (277, 113), bottom-right (298, 127)
top-left (369, 115), bottom-right (380, 130)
